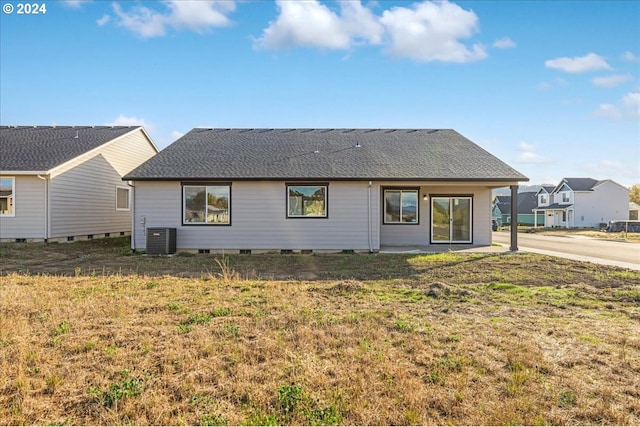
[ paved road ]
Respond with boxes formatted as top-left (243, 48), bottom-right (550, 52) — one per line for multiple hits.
top-left (492, 231), bottom-right (640, 270)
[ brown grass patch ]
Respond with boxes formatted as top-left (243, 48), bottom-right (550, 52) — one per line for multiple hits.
top-left (1, 239), bottom-right (639, 425)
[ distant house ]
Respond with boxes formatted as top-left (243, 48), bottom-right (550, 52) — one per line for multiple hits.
top-left (492, 192), bottom-right (544, 226)
top-left (124, 128), bottom-right (528, 252)
top-left (532, 178), bottom-right (628, 228)
top-left (0, 126), bottom-right (158, 241)
top-left (630, 202), bottom-right (640, 221)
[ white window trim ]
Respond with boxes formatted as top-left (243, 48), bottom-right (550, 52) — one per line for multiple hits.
top-left (0, 176), bottom-right (15, 217)
top-left (115, 185), bottom-right (130, 211)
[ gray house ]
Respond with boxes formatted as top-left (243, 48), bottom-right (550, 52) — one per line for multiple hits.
top-left (533, 178), bottom-right (629, 228)
top-left (124, 128), bottom-right (528, 252)
top-left (0, 126), bottom-right (158, 241)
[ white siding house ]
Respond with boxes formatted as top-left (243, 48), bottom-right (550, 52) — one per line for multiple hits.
top-left (0, 126), bottom-right (158, 241)
top-left (533, 178), bottom-right (629, 228)
top-left (124, 129), bottom-right (527, 252)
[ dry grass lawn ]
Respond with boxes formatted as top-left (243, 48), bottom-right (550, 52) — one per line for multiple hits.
top-left (1, 238), bottom-right (639, 425)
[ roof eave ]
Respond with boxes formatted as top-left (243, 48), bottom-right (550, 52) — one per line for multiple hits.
top-left (1, 170), bottom-right (50, 175)
top-left (124, 176), bottom-right (529, 182)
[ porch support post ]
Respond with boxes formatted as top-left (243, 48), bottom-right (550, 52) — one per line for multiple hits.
top-left (510, 185), bottom-right (518, 251)
top-left (534, 210), bottom-right (537, 229)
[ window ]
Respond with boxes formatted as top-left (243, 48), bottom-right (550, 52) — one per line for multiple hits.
top-left (287, 185), bottom-right (327, 217)
top-left (562, 192), bottom-right (570, 203)
top-left (183, 184), bottom-right (230, 224)
top-left (116, 186), bottom-right (130, 211)
top-left (0, 177), bottom-right (15, 216)
top-left (384, 189), bottom-right (418, 224)
top-left (540, 194), bottom-right (547, 204)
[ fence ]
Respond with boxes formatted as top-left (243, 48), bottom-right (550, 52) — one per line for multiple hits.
top-left (607, 220), bottom-right (640, 233)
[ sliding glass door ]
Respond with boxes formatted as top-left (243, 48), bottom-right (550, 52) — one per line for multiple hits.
top-left (431, 197), bottom-right (472, 243)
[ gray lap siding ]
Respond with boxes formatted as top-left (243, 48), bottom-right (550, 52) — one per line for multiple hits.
top-left (133, 181), bottom-right (378, 251)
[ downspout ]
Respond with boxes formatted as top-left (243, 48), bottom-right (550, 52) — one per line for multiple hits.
top-left (367, 181), bottom-right (373, 252)
top-left (127, 180), bottom-right (135, 251)
top-left (37, 175), bottom-right (48, 241)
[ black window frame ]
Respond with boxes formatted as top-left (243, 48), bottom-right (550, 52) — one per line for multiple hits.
top-left (181, 181), bottom-right (232, 226)
top-left (382, 187), bottom-right (420, 225)
top-left (286, 183), bottom-right (329, 219)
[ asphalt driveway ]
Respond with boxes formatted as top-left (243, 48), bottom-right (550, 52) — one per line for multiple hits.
top-left (492, 231), bottom-right (640, 270)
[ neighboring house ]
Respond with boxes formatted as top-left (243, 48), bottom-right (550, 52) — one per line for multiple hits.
top-left (0, 126), bottom-right (158, 241)
top-left (532, 178), bottom-right (629, 228)
top-left (630, 202), bottom-right (640, 220)
top-left (492, 195), bottom-right (511, 225)
top-left (124, 128), bottom-right (528, 252)
top-left (492, 192), bottom-right (544, 226)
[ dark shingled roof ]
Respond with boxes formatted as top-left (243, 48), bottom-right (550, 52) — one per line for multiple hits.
top-left (553, 178), bottom-right (600, 193)
top-left (0, 126), bottom-right (140, 172)
top-left (124, 128), bottom-right (528, 182)
top-left (517, 191), bottom-right (539, 214)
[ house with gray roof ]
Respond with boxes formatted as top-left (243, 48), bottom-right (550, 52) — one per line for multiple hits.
top-left (124, 128), bottom-right (527, 252)
top-left (492, 192), bottom-right (544, 226)
top-left (0, 126), bottom-right (158, 241)
top-left (533, 178), bottom-right (629, 228)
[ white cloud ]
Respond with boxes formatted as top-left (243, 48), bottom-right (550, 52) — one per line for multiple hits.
top-left (536, 77), bottom-right (567, 91)
top-left (623, 51), bottom-right (640, 62)
top-left (110, 1), bottom-right (236, 38)
top-left (255, 1), bottom-right (486, 63)
top-left (493, 37), bottom-right (516, 49)
top-left (517, 141), bottom-right (536, 152)
top-left (171, 130), bottom-right (185, 140)
top-left (64, 0), bottom-right (90, 8)
top-left (380, 1), bottom-right (486, 62)
top-left (165, 1), bottom-right (234, 33)
top-left (593, 91), bottom-right (640, 120)
top-left (254, 1), bottom-right (383, 50)
top-left (591, 74), bottom-right (633, 88)
top-left (514, 141), bottom-right (552, 164)
top-left (593, 103), bottom-right (621, 120)
top-left (106, 114), bottom-right (154, 132)
top-left (586, 160), bottom-right (640, 185)
top-left (112, 3), bottom-right (167, 38)
top-left (96, 14), bottom-right (111, 27)
top-left (622, 91), bottom-right (640, 118)
top-left (545, 53), bottom-right (611, 74)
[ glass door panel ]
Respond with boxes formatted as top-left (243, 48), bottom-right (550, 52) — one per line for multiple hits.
top-left (431, 197), bottom-right (472, 243)
top-left (431, 198), bottom-right (451, 242)
top-left (452, 198), bottom-right (471, 242)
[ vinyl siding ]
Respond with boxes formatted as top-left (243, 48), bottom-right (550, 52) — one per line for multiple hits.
top-left (133, 181), bottom-right (495, 250)
top-left (134, 181), bottom-right (379, 251)
top-left (0, 175), bottom-right (46, 239)
top-left (379, 184), bottom-right (492, 246)
top-left (50, 154), bottom-right (131, 237)
top-left (573, 181), bottom-right (629, 227)
top-left (47, 129), bottom-right (157, 238)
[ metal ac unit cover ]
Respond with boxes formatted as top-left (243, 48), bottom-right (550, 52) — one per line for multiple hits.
top-left (146, 227), bottom-right (177, 255)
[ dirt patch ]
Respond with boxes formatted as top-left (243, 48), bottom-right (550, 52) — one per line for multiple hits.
top-left (1, 237), bottom-right (639, 290)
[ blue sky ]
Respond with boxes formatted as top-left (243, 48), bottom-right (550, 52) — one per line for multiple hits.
top-left (1, 0), bottom-right (638, 187)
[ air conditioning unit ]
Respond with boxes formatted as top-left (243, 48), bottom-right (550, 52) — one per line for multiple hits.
top-left (146, 227), bottom-right (177, 255)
